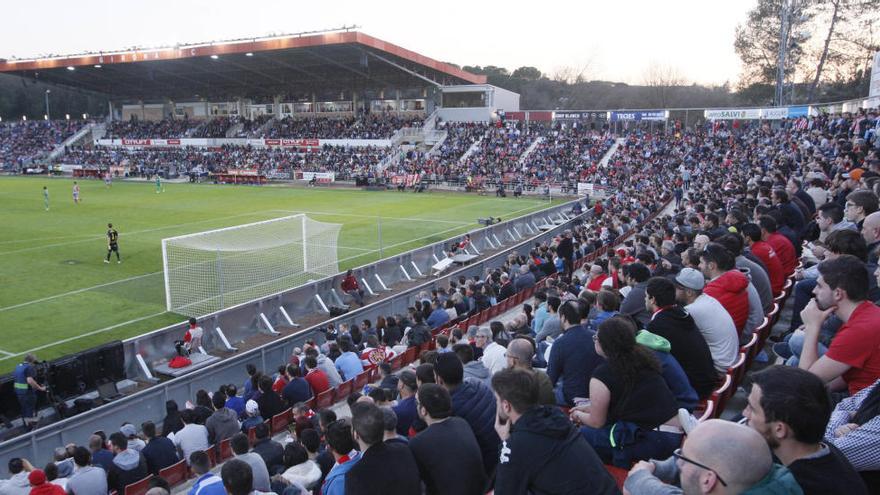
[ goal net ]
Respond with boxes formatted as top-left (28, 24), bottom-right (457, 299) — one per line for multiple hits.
top-left (162, 214), bottom-right (342, 316)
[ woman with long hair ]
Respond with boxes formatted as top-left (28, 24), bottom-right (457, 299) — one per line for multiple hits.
top-left (570, 315), bottom-right (682, 467)
top-left (161, 400), bottom-right (183, 435)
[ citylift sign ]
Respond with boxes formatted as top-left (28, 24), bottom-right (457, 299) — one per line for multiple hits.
top-left (607, 110), bottom-right (668, 122)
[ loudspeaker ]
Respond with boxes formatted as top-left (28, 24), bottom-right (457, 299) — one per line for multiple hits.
top-left (48, 356), bottom-right (87, 400)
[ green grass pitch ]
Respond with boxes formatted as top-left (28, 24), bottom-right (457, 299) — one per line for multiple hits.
top-left (0, 176), bottom-right (556, 373)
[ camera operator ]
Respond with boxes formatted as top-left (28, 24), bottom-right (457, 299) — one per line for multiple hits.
top-left (14, 354), bottom-right (47, 430)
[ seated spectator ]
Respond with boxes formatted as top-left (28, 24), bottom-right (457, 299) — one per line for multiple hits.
top-left (26, 470), bottom-right (64, 495)
top-left (624, 419), bottom-right (801, 494)
top-left (799, 255), bottom-right (880, 395)
top-left (275, 442), bottom-right (320, 492)
top-left (620, 262), bottom-right (652, 328)
top-left (635, 328), bottom-right (699, 412)
top-left (173, 410), bottom-right (210, 466)
top-left (742, 222), bottom-right (786, 296)
top-left (106, 432), bottom-right (148, 494)
top-left (476, 325), bottom-right (507, 375)
top-left (535, 296), bottom-right (563, 342)
top-left (513, 264), bottom-right (536, 292)
top-left (426, 299), bottom-right (449, 329)
top-left (433, 352), bottom-right (500, 478)
top-left (140, 421), bottom-right (178, 476)
top-left (187, 451), bottom-right (225, 495)
top-left (87, 435), bottom-right (113, 474)
top-left (571, 316), bottom-right (683, 466)
top-left (251, 423), bottom-right (284, 476)
top-left (585, 264), bottom-right (612, 292)
top-left (304, 346), bottom-right (343, 388)
top-left (334, 340), bottom-right (364, 382)
top-left (547, 300), bottom-right (604, 406)
top-left (745, 366), bottom-right (867, 494)
top-left (406, 314), bottom-right (432, 348)
top-left (645, 277), bottom-right (718, 399)
top-left (344, 402), bottom-right (420, 495)
top-left (454, 343), bottom-right (491, 389)
top-left (759, 215), bottom-right (797, 276)
top-left (825, 378), bottom-right (880, 487)
top-left (66, 447), bottom-right (107, 495)
top-left (699, 243), bottom-right (750, 336)
top-left (0, 458), bottom-right (33, 495)
top-left (161, 400), bottom-right (184, 437)
top-left (206, 392), bottom-right (241, 446)
top-left (588, 289), bottom-right (620, 332)
top-left (220, 459), bottom-right (255, 495)
top-left (341, 269), bottom-right (364, 306)
top-left (240, 400), bottom-right (263, 433)
top-left (409, 383), bottom-right (487, 495)
top-left (225, 384), bottom-right (246, 419)
top-left (320, 420), bottom-right (360, 495)
top-left (504, 338), bottom-right (556, 406)
top-left (282, 365), bottom-right (313, 407)
top-left (230, 433), bottom-right (270, 493)
top-left (674, 268), bottom-right (739, 372)
top-left (303, 357), bottom-right (330, 396)
top-left (358, 335), bottom-right (389, 368)
top-left (717, 233), bottom-right (774, 312)
top-left (120, 424), bottom-right (146, 453)
top-left (382, 407), bottom-right (408, 445)
top-left (392, 371), bottom-right (418, 437)
top-left (491, 368), bottom-right (618, 494)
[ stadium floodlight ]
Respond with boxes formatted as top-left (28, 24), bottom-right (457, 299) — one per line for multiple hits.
top-left (162, 214), bottom-right (342, 316)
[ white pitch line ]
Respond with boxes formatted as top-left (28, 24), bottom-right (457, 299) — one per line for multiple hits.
top-left (0, 349), bottom-right (14, 357)
top-left (0, 271), bottom-right (163, 313)
top-left (0, 311), bottom-right (169, 362)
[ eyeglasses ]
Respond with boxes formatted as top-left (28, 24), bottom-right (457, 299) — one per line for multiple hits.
top-left (672, 448), bottom-right (728, 487)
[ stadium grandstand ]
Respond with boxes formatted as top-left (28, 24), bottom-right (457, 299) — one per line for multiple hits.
top-left (1, 25), bottom-right (880, 495)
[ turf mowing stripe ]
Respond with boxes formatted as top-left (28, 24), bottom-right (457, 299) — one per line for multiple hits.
top-left (0, 311), bottom-right (170, 362)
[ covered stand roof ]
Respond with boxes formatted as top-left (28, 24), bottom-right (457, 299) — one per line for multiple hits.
top-left (0, 31), bottom-right (486, 101)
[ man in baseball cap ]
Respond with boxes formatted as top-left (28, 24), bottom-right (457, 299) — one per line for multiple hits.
top-left (674, 268), bottom-right (739, 373)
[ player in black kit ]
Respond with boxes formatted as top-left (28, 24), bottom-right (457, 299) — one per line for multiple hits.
top-left (105, 223), bottom-right (121, 264)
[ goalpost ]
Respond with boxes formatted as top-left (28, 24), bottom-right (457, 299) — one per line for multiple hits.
top-left (162, 214), bottom-right (342, 316)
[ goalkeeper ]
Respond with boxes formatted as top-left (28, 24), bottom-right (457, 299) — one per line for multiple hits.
top-left (105, 223), bottom-right (121, 263)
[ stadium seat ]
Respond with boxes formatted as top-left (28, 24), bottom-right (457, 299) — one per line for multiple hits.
top-left (740, 332), bottom-right (759, 368)
top-left (603, 465), bottom-right (629, 490)
top-left (727, 352), bottom-right (747, 387)
top-left (247, 426), bottom-right (257, 446)
top-left (710, 374), bottom-right (734, 413)
top-left (204, 445), bottom-right (217, 467)
top-left (697, 400), bottom-right (716, 422)
top-left (124, 476), bottom-right (154, 495)
top-left (316, 388), bottom-right (335, 409)
top-left (767, 302), bottom-right (781, 327)
top-left (367, 365), bottom-right (379, 382)
top-left (305, 397), bottom-right (317, 411)
top-left (218, 437), bottom-right (234, 461)
top-left (158, 459), bottom-right (189, 487)
top-left (390, 353), bottom-right (404, 371)
top-left (335, 380), bottom-right (353, 402)
top-left (353, 371), bottom-right (369, 391)
top-left (271, 409), bottom-right (292, 434)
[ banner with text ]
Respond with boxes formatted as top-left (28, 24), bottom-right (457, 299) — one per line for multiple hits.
top-left (608, 110), bottom-right (668, 122)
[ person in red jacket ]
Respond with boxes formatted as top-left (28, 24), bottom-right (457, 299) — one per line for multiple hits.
top-left (341, 269), bottom-right (364, 306)
top-left (699, 243), bottom-right (750, 336)
top-left (758, 215), bottom-right (796, 276)
top-left (303, 356), bottom-right (331, 395)
top-left (742, 223), bottom-right (786, 295)
top-left (28, 469), bottom-right (65, 495)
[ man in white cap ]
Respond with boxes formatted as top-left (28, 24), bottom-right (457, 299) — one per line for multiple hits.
top-left (240, 400), bottom-right (263, 433)
top-left (673, 268), bottom-right (739, 373)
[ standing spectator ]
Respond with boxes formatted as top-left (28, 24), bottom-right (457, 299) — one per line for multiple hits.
top-left (66, 447), bottom-right (107, 495)
top-left (250, 423), bottom-right (284, 475)
top-left (491, 368), bottom-right (618, 494)
top-left (547, 300), bottom-right (604, 406)
top-left (799, 255), bottom-right (880, 395)
top-left (433, 353), bottom-right (501, 478)
top-left (205, 392), bottom-right (240, 446)
top-left (140, 421), bottom-right (178, 475)
top-left (409, 384), bottom-right (486, 495)
top-left (745, 366), bottom-right (867, 494)
top-left (320, 420), bottom-right (360, 495)
top-left (699, 244), bottom-right (750, 336)
top-left (344, 402), bottom-right (421, 495)
top-left (674, 268), bottom-right (739, 373)
top-left (172, 410), bottom-right (210, 466)
top-left (106, 432), bottom-right (148, 494)
top-left (645, 277), bottom-right (718, 399)
top-left (303, 357), bottom-right (330, 396)
top-left (229, 434), bottom-right (270, 493)
top-left (187, 451), bottom-right (225, 495)
top-left (392, 371), bottom-right (418, 437)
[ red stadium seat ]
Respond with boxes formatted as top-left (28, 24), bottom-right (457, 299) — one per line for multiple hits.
top-left (218, 437), bottom-right (234, 461)
top-left (336, 379), bottom-right (353, 402)
top-left (710, 374), bottom-right (734, 413)
top-left (247, 426), bottom-right (257, 446)
top-left (204, 445), bottom-right (217, 467)
top-left (124, 476), bottom-right (154, 495)
top-left (271, 408), bottom-right (292, 434)
top-left (401, 346), bottom-right (417, 366)
top-left (740, 332), bottom-right (759, 368)
top-left (604, 465), bottom-right (629, 490)
top-left (727, 352), bottom-right (747, 388)
top-left (316, 388), bottom-right (335, 409)
top-left (697, 400), bottom-right (716, 422)
top-left (390, 353), bottom-right (404, 371)
top-left (353, 371), bottom-right (369, 391)
top-left (158, 459), bottom-right (189, 487)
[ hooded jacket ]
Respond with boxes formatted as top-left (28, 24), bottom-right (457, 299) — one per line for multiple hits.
top-left (205, 407), bottom-right (241, 445)
top-left (646, 306), bottom-right (718, 399)
top-left (0, 472), bottom-right (31, 495)
top-left (495, 406), bottom-right (619, 495)
top-left (107, 449), bottom-right (148, 494)
top-left (315, 354), bottom-right (343, 387)
top-left (636, 330), bottom-right (699, 412)
top-left (703, 270), bottom-right (750, 335)
top-left (450, 380), bottom-right (501, 476)
top-left (463, 360), bottom-right (493, 389)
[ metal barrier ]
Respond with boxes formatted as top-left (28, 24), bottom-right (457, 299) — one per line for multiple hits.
top-left (0, 198), bottom-right (586, 471)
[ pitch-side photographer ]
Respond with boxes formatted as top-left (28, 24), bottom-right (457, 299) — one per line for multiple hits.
top-left (14, 354), bottom-right (47, 431)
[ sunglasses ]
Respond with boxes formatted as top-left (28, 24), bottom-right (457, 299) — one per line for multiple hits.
top-left (672, 448), bottom-right (728, 487)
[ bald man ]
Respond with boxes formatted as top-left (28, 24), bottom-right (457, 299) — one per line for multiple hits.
top-left (624, 419), bottom-right (802, 494)
top-left (505, 338), bottom-right (555, 406)
top-left (861, 211), bottom-right (880, 261)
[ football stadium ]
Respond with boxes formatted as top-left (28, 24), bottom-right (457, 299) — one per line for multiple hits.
top-left (0, 6), bottom-right (879, 494)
